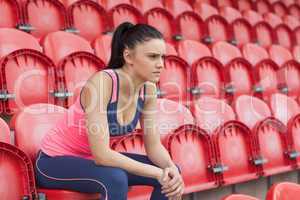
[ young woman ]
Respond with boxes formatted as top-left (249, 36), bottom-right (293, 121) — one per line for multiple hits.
top-left (35, 22), bottom-right (184, 200)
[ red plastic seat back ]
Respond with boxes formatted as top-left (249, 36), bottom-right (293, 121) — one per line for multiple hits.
top-left (166, 42), bottom-right (177, 56)
top-left (222, 194), bottom-right (259, 200)
top-left (98, 0), bottom-right (130, 10)
top-left (232, 19), bottom-right (254, 46)
top-left (108, 4), bottom-right (143, 31)
top-left (284, 15), bottom-right (300, 30)
top-left (220, 6), bottom-right (242, 23)
top-left (237, 0), bottom-right (253, 12)
top-left (14, 103), bottom-right (67, 161)
top-left (92, 34), bottom-right (112, 64)
top-left (0, 118), bottom-right (10, 143)
top-left (242, 43), bottom-right (269, 66)
top-left (272, 1), bottom-right (288, 17)
top-left (191, 96), bottom-right (235, 133)
top-left (293, 45), bottom-right (300, 62)
top-left (41, 31), bottom-right (93, 64)
top-left (283, 0), bottom-right (295, 7)
top-left (216, 0), bottom-right (235, 7)
top-left (175, 11), bottom-right (205, 41)
top-left (68, 0), bottom-right (108, 42)
top-left (254, 22), bottom-right (274, 47)
top-left (144, 8), bottom-right (175, 41)
top-left (242, 10), bottom-right (263, 26)
top-left (191, 57), bottom-right (224, 99)
top-left (164, 0), bottom-right (193, 17)
top-left (0, 28), bottom-right (41, 58)
top-left (274, 24), bottom-right (293, 49)
top-left (255, 0), bottom-right (272, 14)
top-left (1, 50), bottom-right (57, 114)
top-left (270, 93), bottom-right (300, 126)
top-left (295, 27), bottom-right (300, 46)
top-left (158, 55), bottom-right (189, 103)
top-left (212, 41), bottom-right (242, 65)
top-left (269, 45), bottom-right (293, 66)
top-left (113, 132), bottom-right (146, 154)
top-left (156, 98), bottom-right (194, 141)
top-left (131, 0), bottom-right (163, 13)
top-left (266, 182), bottom-right (300, 200)
top-left (234, 95), bottom-right (271, 129)
top-left (289, 4), bottom-right (300, 19)
top-left (0, 142), bottom-right (37, 200)
top-left (24, 0), bottom-right (67, 39)
top-left (60, 53), bottom-right (106, 106)
top-left (178, 40), bottom-right (211, 65)
top-left (166, 126), bottom-right (217, 193)
top-left (193, 2), bottom-right (218, 20)
top-left (205, 15), bottom-right (230, 43)
top-left (0, 0), bottom-right (21, 28)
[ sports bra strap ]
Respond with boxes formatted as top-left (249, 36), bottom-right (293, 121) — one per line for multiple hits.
top-left (102, 69), bottom-right (118, 103)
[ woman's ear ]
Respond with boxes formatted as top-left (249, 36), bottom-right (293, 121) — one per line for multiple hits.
top-left (123, 48), bottom-right (134, 65)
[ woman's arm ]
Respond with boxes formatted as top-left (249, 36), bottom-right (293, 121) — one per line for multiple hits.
top-left (140, 82), bottom-right (177, 169)
top-left (81, 72), bottom-right (164, 180)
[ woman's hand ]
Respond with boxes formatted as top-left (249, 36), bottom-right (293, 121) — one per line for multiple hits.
top-left (160, 167), bottom-right (184, 199)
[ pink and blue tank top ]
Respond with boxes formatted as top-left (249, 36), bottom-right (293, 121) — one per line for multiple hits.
top-left (41, 69), bottom-right (145, 159)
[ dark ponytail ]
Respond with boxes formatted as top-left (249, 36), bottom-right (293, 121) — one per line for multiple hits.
top-left (107, 22), bottom-right (164, 69)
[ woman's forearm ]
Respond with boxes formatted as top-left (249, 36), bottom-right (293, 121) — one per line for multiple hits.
top-left (94, 149), bottom-right (163, 179)
top-left (146, 143), bottom-right (176, 169)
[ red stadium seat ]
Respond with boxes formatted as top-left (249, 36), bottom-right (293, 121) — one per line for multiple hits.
top-left (164, 0), bottom-right (193, 17)
top-left (219, 6), bottom-right (242, 23)
top-left (272, 1), bottom-right (288, 17)
top-left (157, 55), bottom-right (189, 103)
top-left (294, 26), bottom-right (300, 46)
top-left (165, 124), bottom-right (218, 193)
top-left (283, 15), bottom-right (300, 30)
top-left (0, 142), bottom-right (38, 200)
top-left (0, 28), bottom-right (41, 58)
top-left (231, 18), bottom-right (255, 47)
top-left (234, 95), bottom-right (295, 176)
top-left (13, 103), bottom-right (101, 199)
top-left (0, 0), bottom-right (22, 29)
top-left (254, 21), bottom-right (275, 47)
top-left (212, 41), bottom-right (242, 65)
top-left (0, 118), bottom-right (10, 143)
top-left (216, 0), bottom-right (236, 8)
top-left (222, 194), bottom-right (259, 200)
top-left (288, 4), bottom-right (300, 19)
top-left (242, 43), bottom-right (269, 66)
top-left (108, 4), bottom-right (144, 31)
top-left (237, 0), bottom-right (254, 12)
top-left (254, 0), bottom-right (272, 15)
top-left (144, 8), bottom-right (175, 42)
top-left (274, 24), bottom-right (293, 49)
top-left (269, 45), bottom-right (300, 99)
top-left (242, 10), bottom-right (263, 26)
top-left (92, 34), bottom-right (112, 64)
top-left (41, 31), bottom-right (94, 64)
top-left (263, 12), bottom-right (283, 28)
top-left (155, 98), bottom-right (195, 143)
top-left (67, 0), bottom-right (109, 42)
top-left (190, 56), bottom-right (224, 100)
top-left (283, 0), bottom-right (295, 7)
top-left (22, 0), bottom-right (68, 40)
top-left (98, 0), bottom-right (130, 10)
top-left (59, 51), bottom-right (106, 107)
top-left (193, 2), bottom-right (219, 20)
top-left (203, 15), bottom-right (231, 44)
top-left (191, 96), bottom-right (235, 133)
top-left (174, 11), bottom-right (206, 42)
top-left (131, 0), bottom-right (163, 13)
top-left (0, 50), bottom-right (58, 114)
top-left (266, 182), bottom-right (300, 200)
top-left (177, 40), bottom-right (211, 65)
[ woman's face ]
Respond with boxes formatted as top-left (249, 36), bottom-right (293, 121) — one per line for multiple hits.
top-left (128, 38), bottom-right (166, 83)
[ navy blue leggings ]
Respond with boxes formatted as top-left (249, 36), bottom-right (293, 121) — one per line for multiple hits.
top-left (35, 151), bottom-right (168, 200)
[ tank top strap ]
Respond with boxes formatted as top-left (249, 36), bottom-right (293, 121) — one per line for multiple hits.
top-left (102, 69), bottom-right (119, 103)
top-left (139, 84), bottom-right (146, 101)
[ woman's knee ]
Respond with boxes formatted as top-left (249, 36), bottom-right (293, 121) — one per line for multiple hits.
top-left (107, 168), bottom-right (128, 191)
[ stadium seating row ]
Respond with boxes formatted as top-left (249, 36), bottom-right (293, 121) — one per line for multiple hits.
top-left (2, 93), bottom-right (300, 199)
top-left (2, 0), bottom-right (300, 48)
